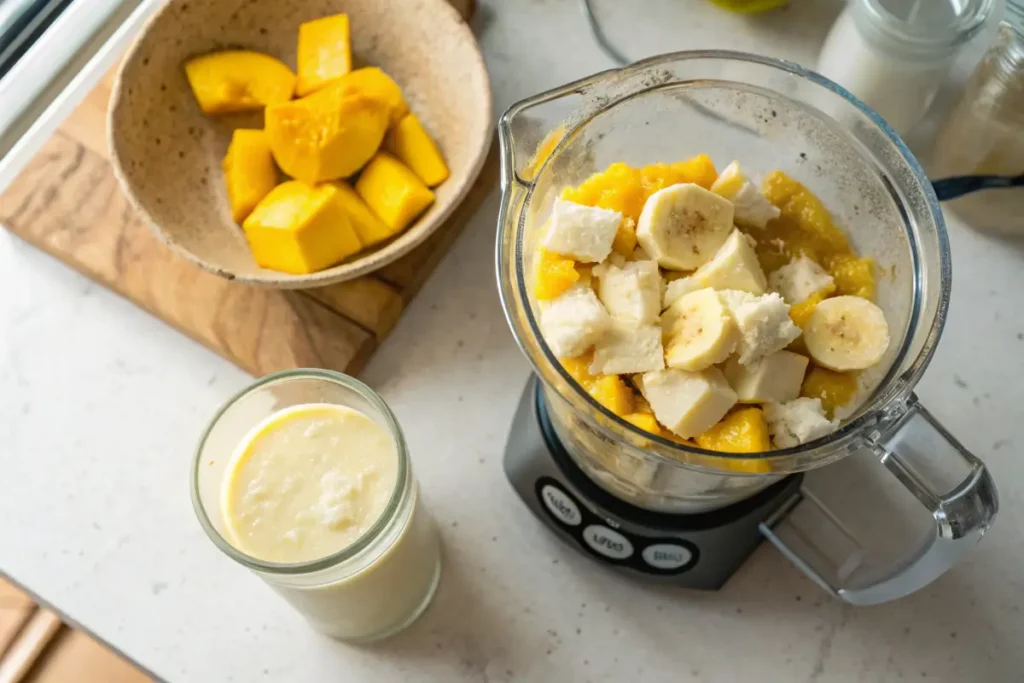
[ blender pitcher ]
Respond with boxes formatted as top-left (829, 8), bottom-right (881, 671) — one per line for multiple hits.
top-left (496, 51), bottom-right (997, 604)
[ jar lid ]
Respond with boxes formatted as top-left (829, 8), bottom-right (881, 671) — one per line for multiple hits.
top-left (863, 0), bottom-right (994, 53)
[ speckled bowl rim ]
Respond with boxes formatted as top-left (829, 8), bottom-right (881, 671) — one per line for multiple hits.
top-left (107, 0), bottom-right (493, 289)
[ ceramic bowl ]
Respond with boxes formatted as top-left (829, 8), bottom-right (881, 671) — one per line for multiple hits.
top-left (109, 0), bottom-right (491, 288)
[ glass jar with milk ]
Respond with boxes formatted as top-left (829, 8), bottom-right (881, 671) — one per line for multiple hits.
top-left (931, 1), bottom-right (1024, 234)
top-left (191, 370), bottom-right (442, 642)
top-left (817, 0), bottom-right (993, 136)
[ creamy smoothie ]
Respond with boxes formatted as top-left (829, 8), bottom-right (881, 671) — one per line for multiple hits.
top-left (222, 403), bottom-right (397, 563)
top-left (216, 401), bottom-right (440, 641)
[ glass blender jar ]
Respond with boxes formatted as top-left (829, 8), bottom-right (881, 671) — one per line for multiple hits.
top-left (496, 51), bottom-right (997, 604)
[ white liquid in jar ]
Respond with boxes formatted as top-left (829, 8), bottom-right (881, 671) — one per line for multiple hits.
top-left (817, 5), bottom-right (954, 136)
top-left (220, 403), bottom-right (440, 640)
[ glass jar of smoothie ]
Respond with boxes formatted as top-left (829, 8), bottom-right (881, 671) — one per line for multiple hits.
top-left (192, 369), bottom-right (441, 642)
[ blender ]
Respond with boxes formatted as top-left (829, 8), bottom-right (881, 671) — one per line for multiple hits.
top-left (496, 51), bottom-right (998, 604)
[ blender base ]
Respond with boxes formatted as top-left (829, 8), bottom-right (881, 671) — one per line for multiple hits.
top-left (504, 377), bottom-right (802, 589)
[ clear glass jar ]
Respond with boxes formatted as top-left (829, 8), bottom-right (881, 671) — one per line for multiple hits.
top-left (817, 0), bottom-right (993, 136)
top-left (191, 370), bottom-right (441, 642)
top-left (932, 3), bottom-right (1024, 234)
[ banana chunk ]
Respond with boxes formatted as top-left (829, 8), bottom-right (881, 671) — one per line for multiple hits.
top-left (662, 288), bottom-right (740, 372)
top-left (710, 161), bottom-right (780, 229)
top-left (764, 397), bottom-right (838, 448)
top-left (595, 259), bottom-right (662, 325)
top-left (663, 276), bottom-right (701, 310)
top-left (539, 286), bottom-right (611, 358)
top-left (687, 229), bottom-right (767, 295)
top-left (639, 367), bottom-right (737, 439)
top-left (636, 183), bottom-right (734, 270)
top-left (544, 198), bottom-right (623, 263)
top-left (724, 351), bottom-right (809, 404)
top-left (804, 295), bottom-right (890, 371)
top-left (590, 320), bottom-right (665, 375)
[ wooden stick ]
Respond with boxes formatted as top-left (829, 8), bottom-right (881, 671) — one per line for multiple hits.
top-left (0, 609), bottom-right (63, 683)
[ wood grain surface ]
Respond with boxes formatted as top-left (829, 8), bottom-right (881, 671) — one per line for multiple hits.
top-left (0, 63), bottom-right (497, 377)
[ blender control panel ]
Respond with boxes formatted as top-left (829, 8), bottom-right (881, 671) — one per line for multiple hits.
top-left (535, 477), bottom-right (699, 575)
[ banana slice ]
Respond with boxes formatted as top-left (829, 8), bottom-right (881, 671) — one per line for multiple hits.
top-left (636, 183), bottom-right (734, 270)
top-left (689, 229), bottom-right (767, 294)
top-left (662, 288), bottom-right (739, 372)
top-left (803, 296), bottom-right (890, 371)
top-left (710, 161), bottom-right (780, 229)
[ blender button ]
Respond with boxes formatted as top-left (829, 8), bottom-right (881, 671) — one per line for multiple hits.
top-left (641, 543), bottom-right (693, 570)
top-left (582, 525), bottom-right (633, 560)
top-left (540, 484), bottom-right (582, 527)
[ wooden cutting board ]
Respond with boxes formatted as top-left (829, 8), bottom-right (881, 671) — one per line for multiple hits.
top-left (0, 25), bottom-right (496, 377)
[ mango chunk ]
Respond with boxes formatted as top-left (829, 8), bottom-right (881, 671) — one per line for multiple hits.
top-left (330, 67), bottom-right (408, 127)
top-left (560, 155), bottom-right (718, 225)
top-left (801, 366), bottom-right (858, 417)
top-left (534, 249), bottom-right (579, 301)
top-left (184, 50), bottom-right (295, 115)
top-left (330, 181), bottom-right (394, 248)
top-left (623, 412), bottom-right (660, 433)
top-left (559, 355), bottom-right (635, 417)
top-left (611, 217), bottom-right (638, 257)
top-left (222, 129), bottom-right (278, 223)
top-left (589, 375), bottom-right (634, 416)
top-left (384, 113), bottom-right (449, 187)
top-left (296, 13), bottom-right (352, 96)
top-left (242, 181), bottom-right (362, 274)
top-left (696, 407), bottom-right (771, 454)
top-left (265, 88), bottom-right (389, 183)
top-left (354, 152), bottom-right (434, 232)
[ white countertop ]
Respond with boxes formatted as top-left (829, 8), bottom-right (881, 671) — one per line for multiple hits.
top-left (2, 1), bottom-right (1023, 681)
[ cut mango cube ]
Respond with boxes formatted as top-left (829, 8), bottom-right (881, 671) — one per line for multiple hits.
top-left (623, 412), bottom-right (660, 433)
top-left (296, 13), bottom-right (352, 96)
top-left (355, 152), bottom-right (435, 232)
top-left (266, 87), bottom-right (389, 183)
top-left (384, 113), bottom-right (449, 187)
top-left (589, 375), bottom-right (634, 416)
top-left (242, 181), bottom-right (362, 274)
top-left (801, 366), bottom-right (858, 417)
top-left (222, 129), bottom-right (278, 223)
top-left (184, 50), bottom-right (295, 115)
top-left (330, 181), bottom-right (394, 248)
top-left (559, 355), bottom-right (635, 417)
top-left (660, 428), bottom-right (697, 447)
top-left (696, 407), bottom-right (771, 454)
top-left (329, 67), bottom-right (408, 127)
top-left (534, 249), bottom-right (579, 301)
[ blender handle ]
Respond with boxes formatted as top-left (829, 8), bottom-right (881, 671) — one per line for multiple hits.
top-left (931, 174), bottom-right (1024, 201)
top-left (759, 394), bottom-right (998, 605)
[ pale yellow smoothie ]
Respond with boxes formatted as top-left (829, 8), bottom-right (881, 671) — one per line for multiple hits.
top-left (216, 401), bottom-right (441, 641)
top-left (221, 403), bottom-right (397, 563)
